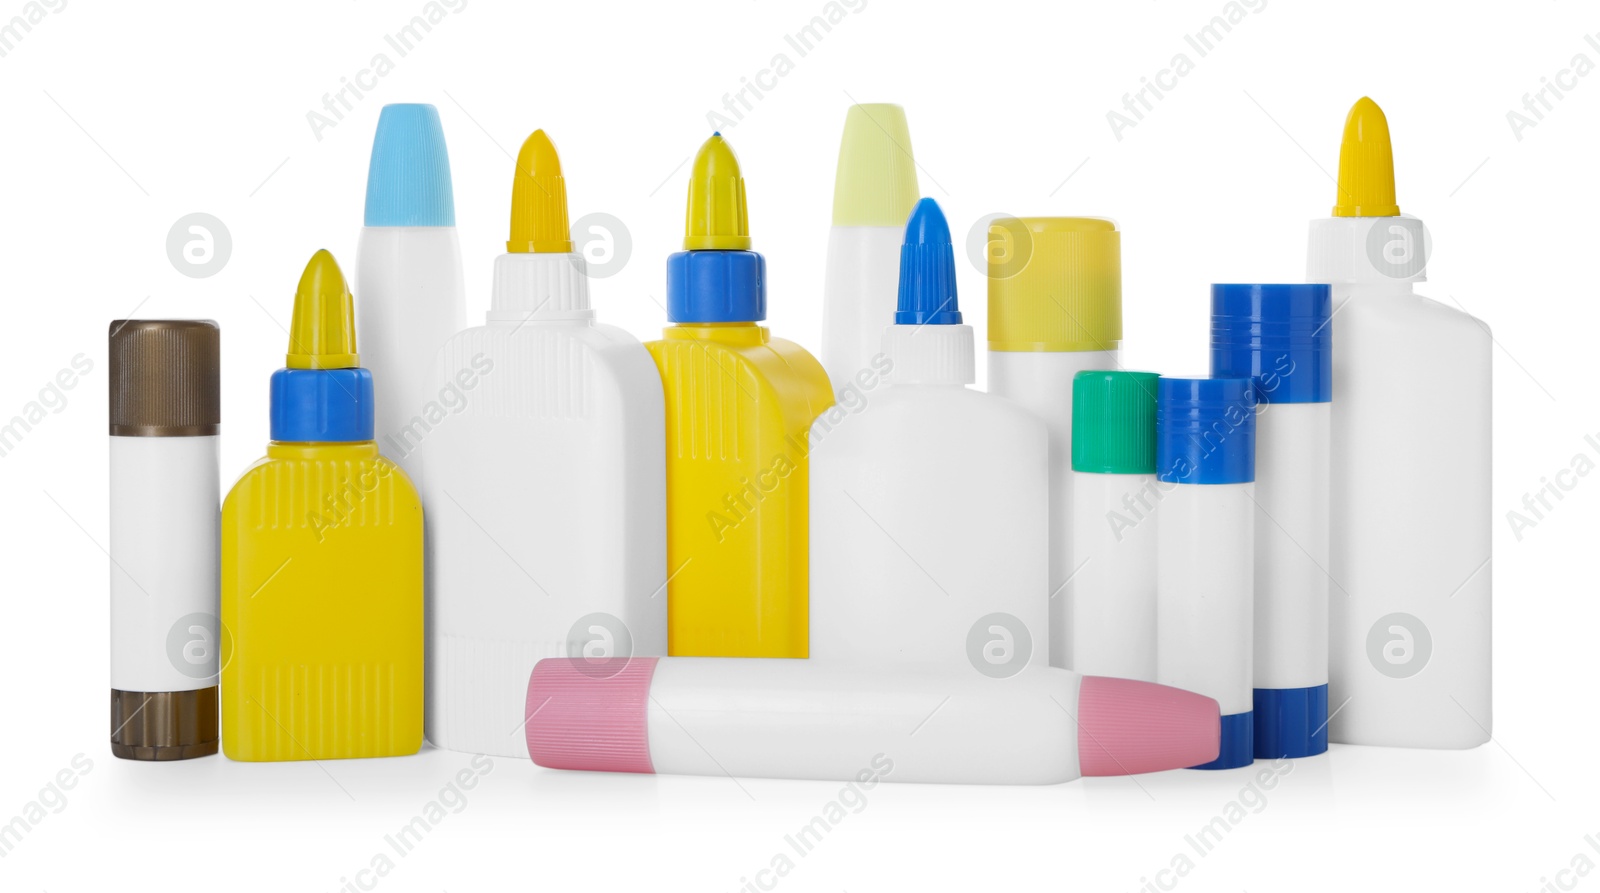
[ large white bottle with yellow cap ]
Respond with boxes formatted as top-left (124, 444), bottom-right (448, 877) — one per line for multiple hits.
top-left (986, 218), bottom-right (1122, 668)
top-left (1310, 98), bottom-right (1491, 749)
top-left (414, 130), bottom-right (667, 757)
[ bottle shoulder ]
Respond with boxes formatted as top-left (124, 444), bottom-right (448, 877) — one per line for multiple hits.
top-left (648, 331), bottom-right (834, 417)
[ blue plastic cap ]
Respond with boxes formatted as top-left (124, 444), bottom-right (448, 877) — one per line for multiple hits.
top-left (1157, 376), bottom-right (1257, 485)
top-left (1254, 685), bottom-right (1329, 759)
top-left (1191, 712), bottom-right (1254, 770)
top-left (364, 104), bottom-right (456, 227)
top-left (269, 368), bottom-right (375, 443)
top-left (1210, 284), bottom-right (1332, 404)
top-left (894, 198), bottom-right (961, 326)
top-left (666, 250), bottom-right (766, 322)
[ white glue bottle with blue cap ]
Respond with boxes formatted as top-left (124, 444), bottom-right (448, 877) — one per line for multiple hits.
top-left (357, 103), bottom-right (468, 483)
top-left (1156, 376), bottom-right (1257, 770)
top-left (1211, 284), bottom-right (1332, 759)
top-left (809, 198), bottom-right (1049, 670)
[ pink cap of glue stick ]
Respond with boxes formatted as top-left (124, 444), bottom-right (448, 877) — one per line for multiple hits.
top-left (525, 657), bottom-right (658, 773)
top-left (1076, 676), bottom-right (1221, 776)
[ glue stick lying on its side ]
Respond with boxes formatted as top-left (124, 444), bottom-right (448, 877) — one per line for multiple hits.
top-left (524, 656), bottom-right (1219, 785)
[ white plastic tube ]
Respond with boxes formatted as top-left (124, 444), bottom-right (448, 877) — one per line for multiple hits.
top-left (989, 349), bottom-right (1117, 667)
top-left (821, 103), bottom-right (919, 391)
top-left (1312, 216), bottom-right (1492, 749)
top-left (525, 657), bottom-right (1220, 785)
top-left (356, 104), bottom-right (468, 483)
top-left (1069, 470), bottom-right (1159, 679)
top-left (107, 319), bottom-right (220, 760)
top-left (1155, 376), bottom-right (1256, 770)
top-left (821, 226), bottom-right (904, 388)
top-left (1211, 283), bottom-right (1333, 759)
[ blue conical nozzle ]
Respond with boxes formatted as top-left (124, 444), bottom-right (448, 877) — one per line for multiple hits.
top-left (894, 197), bottom-right (961, 325)
top-left (364, 103), bottom-right (456, 227)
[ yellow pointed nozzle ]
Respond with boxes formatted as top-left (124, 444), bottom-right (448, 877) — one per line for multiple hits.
top-left (1333, 97), bottom-right (1400, 218)
top-left (286, 249), bottom-right (359, 370)
top-left (683, 133), bottom-right (751, 251)
top-left (507, 129), bottom-right (572, 253)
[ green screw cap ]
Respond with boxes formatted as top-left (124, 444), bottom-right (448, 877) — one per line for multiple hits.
top-left (1072, 371), bottom-right (1158, 474)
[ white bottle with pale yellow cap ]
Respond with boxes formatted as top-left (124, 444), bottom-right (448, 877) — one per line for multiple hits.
top-left (1309, 98), bottom-right (1491, 749)
top-left (986, 218), bottom-right (1122, 668)
top-left (821, 103), bottom-right (919, 391)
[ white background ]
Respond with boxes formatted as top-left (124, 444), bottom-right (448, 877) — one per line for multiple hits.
top-left (1, 0), bottom-right (1595, 890)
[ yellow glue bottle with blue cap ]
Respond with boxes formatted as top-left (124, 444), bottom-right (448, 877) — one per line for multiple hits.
top-left (648, 134), bottom-right (834, 658)
top-left (220, 249), bottom-right (424, 761)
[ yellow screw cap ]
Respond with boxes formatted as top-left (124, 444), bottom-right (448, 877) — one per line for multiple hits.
top-left (287, 249), bottom-right (359, 370)
top-left (1333, 97), bottom-right (1400, 218)
top-left (683, 133), bottom-right (751, 251)
top-left (507, 129), bottom-right (573, 253)
top-left (987, 217), bottom-right (1122, 353)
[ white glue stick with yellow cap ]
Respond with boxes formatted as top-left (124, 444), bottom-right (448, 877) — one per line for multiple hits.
top-left (821, 103), bottom-right (919, 391)
top-left (1309, 98), bottom-right (1491, 749)
top-left (986, 218), bottom-right (1122, 668)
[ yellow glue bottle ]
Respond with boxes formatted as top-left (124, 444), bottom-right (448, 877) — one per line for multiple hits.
top-left (648, 134), bottom-right (834, 658)
top-left (221, 249), bottom-right (424, 761)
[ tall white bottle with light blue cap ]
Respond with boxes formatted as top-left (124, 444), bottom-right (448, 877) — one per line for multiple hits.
top-left (357, 102), bottom-right (468, 481)
top-left (1155, 376), bottom-right (1256, 770)
top-left (413, 130), bottom-right (666, 757)
top-left (1211, 284), bottom-right (1332, 760)
top-left (809, 198), bottom-right (1049, 671)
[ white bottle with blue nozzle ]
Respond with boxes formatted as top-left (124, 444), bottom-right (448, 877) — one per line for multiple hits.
top-left (810, 198), bottom-right (1049, 670)
top-left (357, 103), bottom-right (468, 482)
top-left (1211, 283), bottom-right (1332, 759)
top-left (1156, 376), bottom-right (1256, 770)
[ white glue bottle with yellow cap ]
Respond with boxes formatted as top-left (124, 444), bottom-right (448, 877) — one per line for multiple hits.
top-left (1309, 98), bottom-right (1491, 749)
top-left (986, 218), bottom-right (1121, 668)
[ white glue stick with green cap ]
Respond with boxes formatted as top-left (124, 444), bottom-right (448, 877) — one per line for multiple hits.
top-left (1067, 370), bottom-right (1159, 681)
top-left (987, 218), bottom-right (1121, 668)
top-left (821, 103), bottom-right (919, 391)
top-left (1309, 98), bottom-right (1491, 749)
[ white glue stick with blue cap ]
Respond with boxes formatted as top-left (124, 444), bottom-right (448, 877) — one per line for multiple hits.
top-left (357, 103), bottom-right (467, 482)
top-left (1155, 376), bottom-right (1257, 770)
top-left (1211, 284), bottom-right (1332, 759)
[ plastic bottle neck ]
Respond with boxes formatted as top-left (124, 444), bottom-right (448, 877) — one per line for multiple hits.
top-left (882, 324), bottom-right (975, 386)
top-left (487, 251), bottom-right (594, 322)
top-left (662, 321), bottom-right (769, 346)
top-left (267, 440), bottom-right (379, 460)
